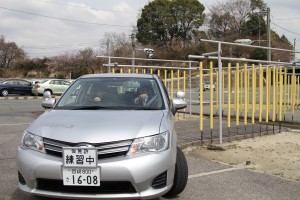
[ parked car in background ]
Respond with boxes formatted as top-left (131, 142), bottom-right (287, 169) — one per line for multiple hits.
top-left (203, 82), bottom-right (216, 91)
top-left (18, 73), bottom-right (188, 199)
top-left (32, 79), bottom-right (71, 96)
top-left (26, 79), bottom-right (44, 85)
top-left (0, 79), bottom-right (33, 96)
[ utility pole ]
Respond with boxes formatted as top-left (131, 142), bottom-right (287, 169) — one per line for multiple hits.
top-left (267, 7), bottom-right (271, 61)
top-left (131, 33), bottom-right (136, 72)
top-left (106, 40), bottom-right (111, 73)
top-left (294, 38), bottom-right (296, 61)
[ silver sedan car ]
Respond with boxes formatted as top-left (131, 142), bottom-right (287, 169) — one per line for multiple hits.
top-left (17, 73), bottom-right (188, 199)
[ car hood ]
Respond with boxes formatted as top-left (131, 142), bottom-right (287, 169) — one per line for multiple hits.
top-left (27, 110), bottom-right (165, 143)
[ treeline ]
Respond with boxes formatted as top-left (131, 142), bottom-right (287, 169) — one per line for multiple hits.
top-left (0, 0), bottom-right (293, 78)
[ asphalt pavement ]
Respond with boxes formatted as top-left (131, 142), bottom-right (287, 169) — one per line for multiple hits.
top-left (1, 97), bottom-right (300, 200)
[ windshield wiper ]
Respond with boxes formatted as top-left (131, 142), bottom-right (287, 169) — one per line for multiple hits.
top-left (70, 106), bottom-right (108, 110)
top-left (132, 107), bottom-right (161, 110)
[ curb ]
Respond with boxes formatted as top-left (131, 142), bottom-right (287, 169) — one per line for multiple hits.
top-left (0, 96), bottom-right (60, 100)
top-left (179, 128), bottom-right (284, 150)
top-left (0, 96), bottom-right (43, 100)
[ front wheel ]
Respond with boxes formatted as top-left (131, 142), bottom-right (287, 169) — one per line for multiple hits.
top-left (163, 146), bottom-right (188, 198)
top-left (44, 89), bottom-right (53, 95)
top-left (1, 89), bottom-right (9, 96)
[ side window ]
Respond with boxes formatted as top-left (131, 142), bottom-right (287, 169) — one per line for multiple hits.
top-left (61, 84), bottom-right (82, 105)
top-left (62, 81), bottom-right (70, 85)
top-left (19, 81), bottom-right (24, 85)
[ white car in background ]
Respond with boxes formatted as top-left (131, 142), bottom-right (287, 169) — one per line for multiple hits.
top-left (32, 79), bottom-right (72, 95)
top-left (203, 82), bottom-right (216, 91)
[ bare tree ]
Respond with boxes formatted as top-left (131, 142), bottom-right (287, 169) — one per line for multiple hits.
top-left (0, 35), bottom-right (25, 68)
top-left (206, 0), bottom-right (253, 41)
top-left (100, 32), bottom-right (132, 57)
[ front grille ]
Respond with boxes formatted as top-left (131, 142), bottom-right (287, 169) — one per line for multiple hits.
top-left (18, 171), bottom-right (26, 185)
top-left (37, 179), bottom-right (136, 194)
top-left (43, 138), bottom-right (133, 160)
top-left (152, 171), bottom-right (167, 189)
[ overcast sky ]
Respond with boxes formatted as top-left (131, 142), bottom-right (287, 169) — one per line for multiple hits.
top-left (1, 0), bottom-right (300, 60)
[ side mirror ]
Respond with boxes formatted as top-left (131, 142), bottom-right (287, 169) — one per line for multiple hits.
top-left (176, 91), bottom-right (185, 98)
top-left (43, 91), bottom-right (52, 100)
top-left (171, 91), bottom-right (187, 115)
top-left (42, 91), bottom-right (55, 109)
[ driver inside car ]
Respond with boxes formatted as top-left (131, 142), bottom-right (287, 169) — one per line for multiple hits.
top-left (134, 82), bottom-right (157, 106)
top-left (89, 85), bottom-right (108, 103)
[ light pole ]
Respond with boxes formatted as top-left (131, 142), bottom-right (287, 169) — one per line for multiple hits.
top-left (234, 39), bottom-right (267, 45)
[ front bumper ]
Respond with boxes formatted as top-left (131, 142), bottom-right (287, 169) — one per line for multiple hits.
top-left (17, 146), bottom-right (176, 199)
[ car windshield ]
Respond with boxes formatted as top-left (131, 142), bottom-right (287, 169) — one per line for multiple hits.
top-left (55, 76), bottom-right (165, 110)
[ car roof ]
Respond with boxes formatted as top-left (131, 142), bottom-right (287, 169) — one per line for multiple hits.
top-left (79, 73), bottom-right (156, 79)
top-left (1, 78), bottom-right (29, 82)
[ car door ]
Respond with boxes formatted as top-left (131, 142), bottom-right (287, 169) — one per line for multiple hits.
top-left (60, 80), bottom-right (71, 94)
top-left (7, 80), bottom-right (20, 94)
top-left (49, 80), bottom-right (61, 94)
top-left (18, 80), bottom-right (32, 95)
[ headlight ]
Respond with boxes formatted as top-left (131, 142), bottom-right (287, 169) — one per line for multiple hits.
top-left (128, 131), bottom-right (169, 155)
top-left (21, 131), bottom-right (45, 153)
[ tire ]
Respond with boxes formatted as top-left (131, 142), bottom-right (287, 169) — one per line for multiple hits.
top-left (44, 89), bottom-right (53, 95)
top-left (163, 146), bottom-right (188, 198)
top-left (1, 89), bottom-right (9, 97)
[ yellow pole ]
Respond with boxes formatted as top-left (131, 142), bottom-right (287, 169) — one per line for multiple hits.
top-left (158, 69), bottom-right (160, 77)
top-left (199, 63), bottom-right (203, 131)
top-left (228, 63), bottom-right (231, 128)
top-left (150, 68), bottom-right (153, 74)
top-left (236, 63), bottom-right (240, 126)
top-left (279, 67), bottom-right (283, 121)
top-left (259, 64), bottom-right (263, 123)
top-left (164, 70), bottom-right (167, 87)
top-left (128, 68), bottom-right (131, 74)
top-left (240, 70), bottom-right (243, 112)
top-left (171, 70), bottom-right (174, 99)
top-left (288, 76), bottom-right (290, 107)
top-left (292, 67), bottom-right (296, 117)
top-left (252, 64), bottom-right (256, 124)
top-left (266, 66), bottom-right (269, 123)
top-left (248, 68), bottom-right (250, 112)
top-left (210, 62), bottom-right (214, 129)
top-left (275, 66), bottom-right (279, 114)
top-left (135, 68), bottom-right (139, 74)
top-left (284, 68), bottom-right (287, 115)
top-left (222, 70), bottom-right (225, 110)
top-left (120, 68), bottom-right (123, 73)
top-left (244, 64), bottom-right (247, 126)
top-left (112, 68), bottom-right (115, 73)
top-left (234, 70), bottom-right (237, 113)
top-left (272, 66), bottom-right (276, 122)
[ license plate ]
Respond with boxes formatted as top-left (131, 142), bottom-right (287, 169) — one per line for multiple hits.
top-left (63, 147), bottom-right (98, 167)
top-left (63, 167), bottom-right (100, 186)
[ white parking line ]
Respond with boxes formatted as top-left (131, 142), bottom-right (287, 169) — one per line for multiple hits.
top-left (0, 123), bottom-right (31, 126)
top-left (188, 167), bottom-right (240, 179)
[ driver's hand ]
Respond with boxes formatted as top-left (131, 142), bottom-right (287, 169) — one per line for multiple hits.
top-left (94, 97), bottom-right (102, 102)
top-left (139, 94), bottom-right (148, 100)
